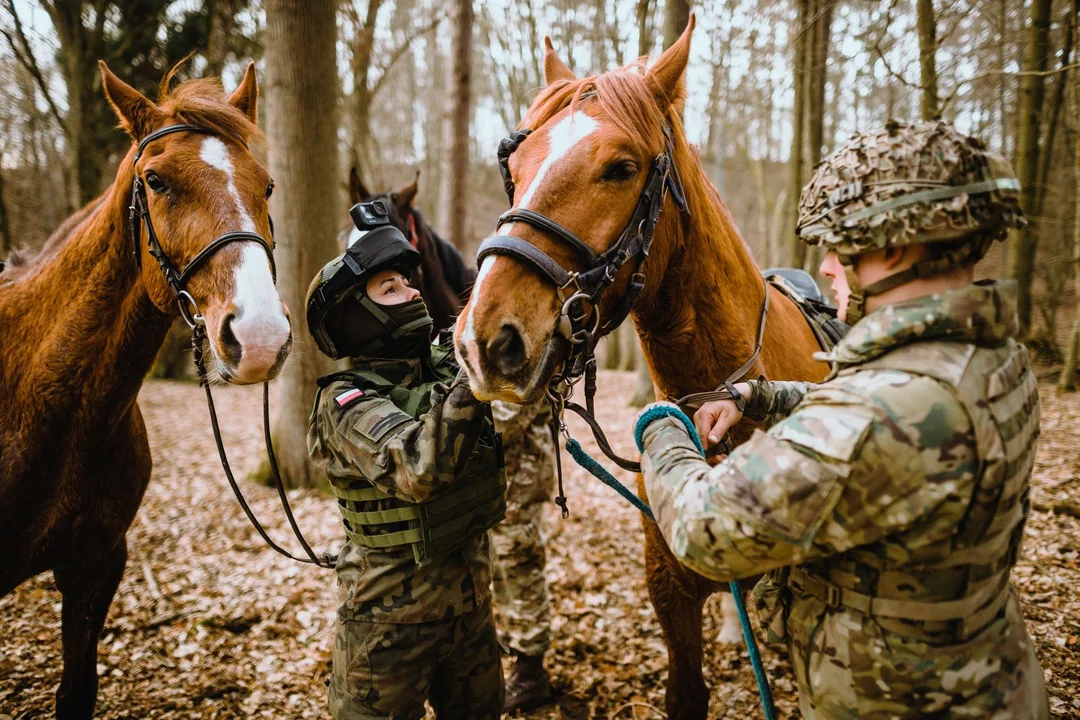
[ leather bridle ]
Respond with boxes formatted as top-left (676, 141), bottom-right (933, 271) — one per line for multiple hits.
top-left (481, 117), bottom-right (771, 508)
top-left (132, 123), bottom-right (335, 569)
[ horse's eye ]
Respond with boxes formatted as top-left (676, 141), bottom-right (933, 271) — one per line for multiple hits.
top-left (145, 172), bottom-right (168, 193)
top-left (602, 161), bottom-right (638, 182)
top-left (266, 181), bottom-right (275, 199)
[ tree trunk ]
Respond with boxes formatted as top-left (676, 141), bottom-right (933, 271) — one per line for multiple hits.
top-left (0, 162), bottom-right (10, 254)
top-left (630, 335), bottom-right (654, 407)
top-left (264, 0), bottom-right (340, 488)
top-left (205, 0), bottom-right (236, 76)
top-left (808, 0), bottom-right (832, 166)
top-left (662, 0), bottom-right (690, 50)
top-left (1008, 0), bottom-right (1054, 333)
top-left (916, 0), bottom-right (940, 120)
top-left (1036, 5), bottom-right (1074, 220)
top-left (618, 322), bottom-right (637, 371)
top-left (636, 0), bottom-right (653, 57)
top-left (1058, 0), bottom-right (1080, 393)
top-left (350, 0), bottom-right (384, 174)
top-left (785, 0), bottom-right (810, 268)
top-left (436, 0), bottom-right (473, 252)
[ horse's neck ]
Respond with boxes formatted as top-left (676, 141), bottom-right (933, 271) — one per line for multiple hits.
top-left (634, 189), bottom-right (766, 400)
top-left (11, 178), bottom-right (170, 415)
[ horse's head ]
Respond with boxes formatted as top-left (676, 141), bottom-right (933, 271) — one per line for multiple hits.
top-left (101, 62), bottom-right (291, 385)
top-left (454, 18), bottom-right (695, 403)
top-left (342, 168), bottom-right (420, 250)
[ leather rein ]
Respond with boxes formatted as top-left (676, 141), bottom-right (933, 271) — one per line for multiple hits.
top-left (484, 121), bottom-right (771, 495)
top-left (133, 124), bottom-right (334, 569)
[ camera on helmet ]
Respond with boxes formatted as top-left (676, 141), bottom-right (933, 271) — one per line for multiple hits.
top-left (350, 200), bottom-right (391, 231)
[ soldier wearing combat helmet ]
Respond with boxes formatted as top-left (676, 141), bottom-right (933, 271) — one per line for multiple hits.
top-left (634, 120), bottom-right (1049, 718)
top-left (306, 201), bottom-right (505, 719)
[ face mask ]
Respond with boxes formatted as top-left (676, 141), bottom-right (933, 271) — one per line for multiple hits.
top-left (374, 297), bottom-right (434, 358)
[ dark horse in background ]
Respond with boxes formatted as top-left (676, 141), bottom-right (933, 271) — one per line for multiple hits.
top-left (0, 63), bottom-right (291, 719)
top-left (342, 167), bottom-right (475, 333)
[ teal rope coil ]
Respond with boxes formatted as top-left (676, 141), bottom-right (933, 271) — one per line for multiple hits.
top-left (558, 404), bottom-right (778, 720)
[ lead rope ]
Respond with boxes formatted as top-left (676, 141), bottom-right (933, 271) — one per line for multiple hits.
top-left (190, 324), bottom-right (336, 569)
top-left (550, 392), bottom-right (776, 720)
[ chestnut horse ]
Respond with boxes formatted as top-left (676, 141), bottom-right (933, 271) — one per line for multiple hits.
top-left (454, 19), bottom-right (828, 720)
top-left (0, 63), bottom-right (291, 719)
top-left (342, 168), bottom-right (476, 333)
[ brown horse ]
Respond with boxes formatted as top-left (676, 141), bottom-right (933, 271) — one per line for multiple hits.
top-left (343, 168), bottom-right (476, 333)
top-left (0, 63), bottom-right (291, 719)
top-left (453, 18), bottom-right (828, 720)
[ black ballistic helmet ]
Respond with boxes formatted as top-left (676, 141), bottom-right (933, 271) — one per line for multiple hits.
top-left (306, 201), bottom-right (422, 359)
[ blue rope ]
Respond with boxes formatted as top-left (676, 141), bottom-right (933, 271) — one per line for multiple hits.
top-left (560, 405), bottom-right (777, 720)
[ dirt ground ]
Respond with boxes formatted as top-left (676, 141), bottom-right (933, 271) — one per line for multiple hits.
top-left (1, 370), bottom-right (1078, 719)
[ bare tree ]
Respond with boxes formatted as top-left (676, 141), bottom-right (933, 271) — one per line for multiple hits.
top-left (437, 0), bottom-right (474, 251)
top-left (1008, 0), bottom-right (1054, 333)
top-left (1059, 0), bottom-right (1080, 392)
top-left (265, 0), bottom-right (341, 488)
top-left (785, 0), bottom-right (810, 268)
top-left (916, 0), bottom-right (940, 120)
top-left (206, 0), bottom-right (239, 76)
top-left (662, 0), bottom-right (690, 51)
top-left (636, 0), bottom-right (654, 57)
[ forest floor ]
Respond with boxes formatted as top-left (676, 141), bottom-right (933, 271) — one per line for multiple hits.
top-left (1, 370), bottom-right (1078, 719)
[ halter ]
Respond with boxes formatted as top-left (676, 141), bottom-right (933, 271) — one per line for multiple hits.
top-left (131, 123), bottom-right (334, 570)
top-left (129, 123), bottom-right (277, 327)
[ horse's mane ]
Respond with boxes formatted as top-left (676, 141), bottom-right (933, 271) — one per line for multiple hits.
top-left (523, 59), bottom-right (750, 270)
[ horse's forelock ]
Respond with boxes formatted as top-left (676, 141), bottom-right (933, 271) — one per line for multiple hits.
top-left (157, 78), bottom-right (263, 149)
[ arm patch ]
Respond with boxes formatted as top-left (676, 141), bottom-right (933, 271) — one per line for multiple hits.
top-left (352, 404), bottom-right (412, 444)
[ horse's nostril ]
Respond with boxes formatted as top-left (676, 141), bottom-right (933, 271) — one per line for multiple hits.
top-left (219, 312), bottom-right (242, 365)
top-left (488, 324), bottom-right (526, 374)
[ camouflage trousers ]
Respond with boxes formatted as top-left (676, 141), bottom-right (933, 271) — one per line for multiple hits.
top-left (329, 601), bottom-right (504, 719)
top-left (490, 400), bottom-right (556, 657)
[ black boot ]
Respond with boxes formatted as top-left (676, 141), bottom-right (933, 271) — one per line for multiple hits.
top-left (504, 652), bottom-right (551, 713)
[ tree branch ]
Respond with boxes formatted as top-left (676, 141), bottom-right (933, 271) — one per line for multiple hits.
top-left (2, 0), bottom-right (68, 136)
top-left (370, 12), bottom-right (446, 97)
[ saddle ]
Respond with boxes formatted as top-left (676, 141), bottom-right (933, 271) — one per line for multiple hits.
top-left (762, 267), bottom-right (849, 350)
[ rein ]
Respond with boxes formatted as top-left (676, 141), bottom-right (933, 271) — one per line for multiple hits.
top-left (133, 124), bottom-right (334, 569)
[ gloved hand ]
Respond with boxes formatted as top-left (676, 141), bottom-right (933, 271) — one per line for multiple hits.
top-left (633, 401), bottom-right (703, 455)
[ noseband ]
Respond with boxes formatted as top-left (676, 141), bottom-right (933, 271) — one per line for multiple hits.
top-left (129, 123), bottom-right (277, 327)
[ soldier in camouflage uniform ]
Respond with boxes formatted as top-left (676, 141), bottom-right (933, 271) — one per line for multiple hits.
top-left (306, 205), bottom-right (505, 719)
top-left (634, 121), bottom-right (1049, 718)
top-left (489, 399), bottom-right (555, 710)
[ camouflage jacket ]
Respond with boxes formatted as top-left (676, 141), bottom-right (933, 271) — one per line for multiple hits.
top-left (308, 353), bottom-right (493, 623)
top-left (640, 281), bottom-right (1048, 719)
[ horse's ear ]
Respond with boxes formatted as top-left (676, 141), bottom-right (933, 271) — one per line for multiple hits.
top-left (348, 167), bottom-right (370, 203)
top-left (395, 171), bottom-right (420, 210)
top-left (228, 62), bottom-right (259, 123)
top-left (100, 61), bottom-right (163, 140)
top-left (543, 36), bottom-right (576, 85)
top-left (645, 14), bottom-right (695, 112)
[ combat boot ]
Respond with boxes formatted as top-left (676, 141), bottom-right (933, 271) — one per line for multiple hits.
top-left (503, 652), bottom-right (551, 712)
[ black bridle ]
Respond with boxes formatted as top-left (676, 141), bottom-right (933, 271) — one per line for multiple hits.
top-left (480, 123), bottom-right (690, 514)
top-left (483, 119), bottom-right (772, 513)
top-left (132, 124), bottom-right (334, 569)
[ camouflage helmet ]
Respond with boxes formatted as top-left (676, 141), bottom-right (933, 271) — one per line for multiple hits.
top-left (797, 120), bottom-right (1024, 259)
top-left (306, 223), bottom-right (421, 359)
top-left (796, 120), bottom-right (1024, 323)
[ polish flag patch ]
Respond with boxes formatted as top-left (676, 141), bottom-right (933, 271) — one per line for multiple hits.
top-left (334, 388), bottom-right (364, 409)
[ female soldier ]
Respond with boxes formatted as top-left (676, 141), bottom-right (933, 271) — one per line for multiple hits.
top-left (306, 206), bottom-right (505, 719)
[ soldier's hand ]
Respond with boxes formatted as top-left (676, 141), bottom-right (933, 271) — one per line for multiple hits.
top-left (693, 382), bottom-right (750, 465)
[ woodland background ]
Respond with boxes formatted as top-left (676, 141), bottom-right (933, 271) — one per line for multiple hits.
top-left (0, 0), bottom-right (1077, 482)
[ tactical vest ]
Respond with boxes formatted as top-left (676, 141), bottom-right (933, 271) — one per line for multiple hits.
top-left (325, 344), bottom-right (507, 567)
top-left (788, 337), bottom-right (1039, 642)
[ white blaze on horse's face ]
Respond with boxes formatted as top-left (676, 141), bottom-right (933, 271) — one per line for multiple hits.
top-left (456, 110), bottom-right (601, 401)
top-left (198, 137), bottom-right (291, 384)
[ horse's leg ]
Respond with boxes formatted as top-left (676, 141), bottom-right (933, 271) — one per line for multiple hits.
top-left (644, 519), bottom-right (711, 720)
top-left (53, 539), bottom-right (127, 720)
